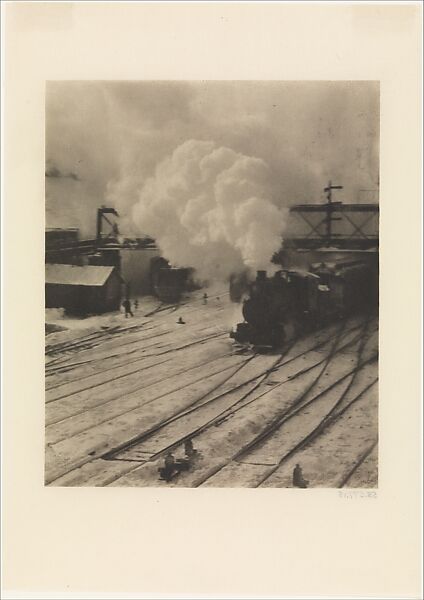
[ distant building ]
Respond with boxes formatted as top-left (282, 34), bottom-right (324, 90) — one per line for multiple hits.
top-left (45, 228), bottom-right (80, 248)
top-left (45, 226), bottom-right (161, 296)
top-left (45, 264), bottom-right (124, 315)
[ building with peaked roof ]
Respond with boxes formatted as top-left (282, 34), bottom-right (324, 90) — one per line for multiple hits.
top-left (45, 264), bottom-right (124, 315)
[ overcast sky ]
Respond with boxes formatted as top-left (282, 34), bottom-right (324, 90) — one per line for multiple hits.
top-left (46, 81), bottom-right (379, 237)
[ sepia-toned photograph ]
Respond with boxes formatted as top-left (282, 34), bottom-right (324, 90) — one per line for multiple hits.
top-left (4, 2), bottom-right (422, 597)
top-left (45, 80), bottom-right (379, 488)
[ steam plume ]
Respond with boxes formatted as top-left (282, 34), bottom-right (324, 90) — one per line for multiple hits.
top-left (46, 82), bottom-right (379, 238)
top-left (132, 140), bottom-right (287, 281)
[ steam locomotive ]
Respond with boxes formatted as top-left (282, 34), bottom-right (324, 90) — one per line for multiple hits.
top-left (230, 257), bottom-right (378, 349)
top-left (150, 256), bottom-right (196, 303)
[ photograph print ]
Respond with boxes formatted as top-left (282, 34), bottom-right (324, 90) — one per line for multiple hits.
top-left (45, 80), bottom-right (379, 488)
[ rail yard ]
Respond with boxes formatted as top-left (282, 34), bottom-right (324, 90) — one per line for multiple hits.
top-left (45, 283), bottom-right (378, 488)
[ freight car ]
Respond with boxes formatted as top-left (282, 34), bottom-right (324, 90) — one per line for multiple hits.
top-left (152, 266), bottom-right (191, 303)
top-left (230, 257), bottom-right (377, 349)
top-left (150, 257), bottom-right (197, 303)
top-left (309, 258), bottom-right (378, 318)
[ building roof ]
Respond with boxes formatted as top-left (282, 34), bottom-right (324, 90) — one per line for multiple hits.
top-left (46, 264), bottom-right (119, 287)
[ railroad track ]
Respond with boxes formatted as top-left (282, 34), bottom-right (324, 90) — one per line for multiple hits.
top-left (45, 296), bottom-right (215, 356)
top-left (45, 321), bottom-right (172, 370)
top-left (45, 323), bottom-right (149, 357)
top-left (46, 358), bottom-right (252, 445)
top-left (46, 309), bottom-right (369, 391)
top-left (44, 351), bottom-right (258, 485)
top-left (45, 301), bottom-right (229, 373)
top-left (248, 318), bottom-right (376, 487)
top-left (337, 439), bottom-right (378, 488)
top-left (44, 351), bottom-right (292, 486)
top-left (143, 303), bottom-right (179, 317)
top-left (45, 316), bottom-right (376, 486)
top-left (45, 315), bottom-right (231, 379)
top-left (46, 328), bottom-right (341, 482)
top-left (46, 350), bottom-right (248, 427)
top-left (45, 293), bottom-right (222, 360)
top-left (100, 321), bottom-right (356, 462)
top-left (190, 319), bottom-right (376, 487)
top-left (46, 330), bottom-right (230, 401)
top-left (98, 367), bottom-right (376, 490)
top-left (45, 329), bottom-right (175, 377)
top-left (189, 317), bottom-right (374, 487)
top-left (99, 318), bottom-right (374, 485)
top-left (256, 377), bottom-right (378, 488)
top-left (101, 349), bottom-right (293, 463)
top-left (46, 355), bottom-right (175, 391)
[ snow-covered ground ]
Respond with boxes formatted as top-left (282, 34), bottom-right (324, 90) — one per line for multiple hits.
top-left (45, 286), bottom-right (378, 488)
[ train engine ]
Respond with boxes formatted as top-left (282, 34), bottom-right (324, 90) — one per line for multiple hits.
top-left (230, 257), bottom-right (377, 349)
top-left (230, 270), bottom-right (301, 348)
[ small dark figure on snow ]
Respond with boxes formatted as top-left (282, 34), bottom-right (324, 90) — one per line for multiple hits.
top-left (203, 293), bottom-right (208, 305)
top-left (177, 316), bottom-right (185, 324)
top-left (134, 299), bottom-right (139, 309)
top-left (184, 438), bottom-right (196, 458)
top-left (159, 450), bottom-right (192, 482)
top-left (293, 463), bottom-right (309, 488)
top-left (159, 452), bottom-right (176, 482)
top-left (122, 299), bottom-right (134, 318)
top-left (165, 452), bottom-right (175, 469)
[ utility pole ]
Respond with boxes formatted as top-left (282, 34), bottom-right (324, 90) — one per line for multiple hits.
top-left (323, 180), bottom-right (343, 245)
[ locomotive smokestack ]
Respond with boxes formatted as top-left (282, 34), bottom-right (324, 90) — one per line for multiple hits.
top-left (256, 270), bottom-right (267, 281)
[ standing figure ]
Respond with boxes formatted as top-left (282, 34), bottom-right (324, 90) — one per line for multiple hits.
top-left (159, 452), bottom-right (176, 482)
top-left (122, 299), bottom-right (134, 318)
top-left (164, 452), bottom-right (175, 470)
top-left (293, 463), bottom-right (309, 488)
top-left (203, 293), bottom-right (208, 305)
top-left (184, 438), bottom-right (196, 458)
top-left (134, 298), bottom-right (139, 310)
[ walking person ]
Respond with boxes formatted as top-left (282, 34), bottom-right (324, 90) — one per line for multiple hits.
top-left (122, 298), bottom-right (134, 318)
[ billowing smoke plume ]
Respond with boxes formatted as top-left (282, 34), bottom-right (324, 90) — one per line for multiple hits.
top-left (46, 81), bottom-right (379, 238)
top-left (132, 140), bottom-right (287, 281)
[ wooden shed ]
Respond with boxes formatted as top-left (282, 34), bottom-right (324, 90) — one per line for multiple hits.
top-left (45, 264), bottom-right (123, 315)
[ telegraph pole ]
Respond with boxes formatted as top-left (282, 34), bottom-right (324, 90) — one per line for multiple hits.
top-left (323, 180), bottom-right (343, 245)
